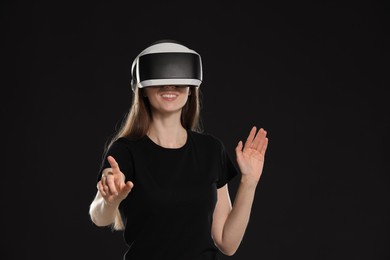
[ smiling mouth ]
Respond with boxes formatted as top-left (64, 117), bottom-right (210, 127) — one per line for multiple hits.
top-left (159, 92), bottom-right (179, 101)
top-left (161, 94), bottom-right (177, 98)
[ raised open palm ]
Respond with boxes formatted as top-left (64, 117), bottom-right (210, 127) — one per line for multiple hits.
top-left (235, 126), bottom-right (269, 183)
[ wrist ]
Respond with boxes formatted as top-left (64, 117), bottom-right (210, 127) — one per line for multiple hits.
top-left (240, 175), bottom-right (258, 189)
top-left (103, 198), bottom-right (121, 209)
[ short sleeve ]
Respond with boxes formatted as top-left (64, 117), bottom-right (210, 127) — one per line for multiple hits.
top-left (96, 138), bottom-right (134, 183)
top-left (216, 141), bottom-right (239, 189)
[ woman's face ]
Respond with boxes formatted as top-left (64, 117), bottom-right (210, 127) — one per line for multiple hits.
top-left (143, 85), bottom-right (190, 115)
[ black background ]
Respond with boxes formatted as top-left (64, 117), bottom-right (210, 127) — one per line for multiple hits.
top-left (2, 1), bottom-right (389, 259)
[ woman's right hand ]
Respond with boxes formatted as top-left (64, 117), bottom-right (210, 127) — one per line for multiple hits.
top-left (97, 155), bottom-right (134, 205)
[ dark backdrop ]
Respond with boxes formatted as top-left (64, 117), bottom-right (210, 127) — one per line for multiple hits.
top-left (1, 1), bottom-right (389, 259)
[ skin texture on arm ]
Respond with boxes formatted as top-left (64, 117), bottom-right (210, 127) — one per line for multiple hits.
top-left (211, 126), bottom-right (269, 256)
top-left (89, 156), bottom-right (134, 228)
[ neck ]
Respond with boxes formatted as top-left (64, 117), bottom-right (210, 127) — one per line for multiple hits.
top-left (147, 112), bottom-right (187, 148)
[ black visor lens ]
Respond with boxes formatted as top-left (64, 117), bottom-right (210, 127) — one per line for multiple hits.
top-left (138, 53), bottom-right (201, 81)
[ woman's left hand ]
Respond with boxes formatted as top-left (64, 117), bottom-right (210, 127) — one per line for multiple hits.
top-left (235, 126), bottom-right (269, 184)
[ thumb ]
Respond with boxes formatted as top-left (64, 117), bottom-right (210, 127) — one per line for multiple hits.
top-left (235, 141), bottom-right (243, 160)
top-left (123, 181), bottom-right (134, 194)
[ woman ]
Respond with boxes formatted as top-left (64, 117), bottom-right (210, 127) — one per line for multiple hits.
top-left (89, 40), bottom-right (269, 259)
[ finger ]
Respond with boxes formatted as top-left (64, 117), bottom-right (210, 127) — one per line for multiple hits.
top-left (102, 177), bottom-right (109, 194)
top-left (235, 140), bottom-right (243, 162)
top-left (107, 156), bottom-right (121, 176)
top-left (101, 175), bottom-right (111, 195)
top-left (235, 140), bottom-right (243, 152)
top-left (244, 126), bottom-right (257, 150)
top-left (106, 174), bottom-right (118, 196)
top-left (123, 181), bottom-right (134, 194)
top-left (260, 137), bottom-right (269, 155)
top-left (252, 128), bottom-right (267, 151)
top-left (97, 181), bottom-right (107, 196)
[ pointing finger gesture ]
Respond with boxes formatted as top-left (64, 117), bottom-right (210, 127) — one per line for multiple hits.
top-left (97, 156), bottom-right (134, 204)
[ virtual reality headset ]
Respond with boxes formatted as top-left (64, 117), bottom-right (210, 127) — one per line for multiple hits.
top-left (130, 40), bottom-right (203, 92)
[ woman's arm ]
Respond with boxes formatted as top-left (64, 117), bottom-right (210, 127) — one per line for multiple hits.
top-left (212, 127), bottom-right (268, 255)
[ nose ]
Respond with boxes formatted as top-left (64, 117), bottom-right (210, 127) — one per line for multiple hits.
top-left (162, 85), bottom-right (176, 90)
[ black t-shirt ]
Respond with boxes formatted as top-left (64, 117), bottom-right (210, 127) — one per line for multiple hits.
top-left (97, 130), bottom-right (238, 260)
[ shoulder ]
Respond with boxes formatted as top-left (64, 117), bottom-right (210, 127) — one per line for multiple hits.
top-left (114, 137), bottom-right (135, 145)
top-left (109, 137), bottom-right (132, 148)
top-left (107, 136), bottom-right (146, 151)
top-left (188, 130), bottom-right (225, 149)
